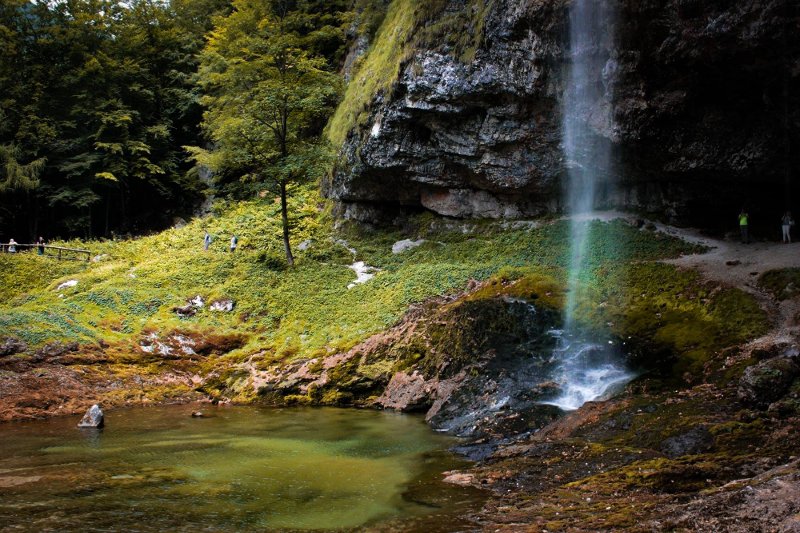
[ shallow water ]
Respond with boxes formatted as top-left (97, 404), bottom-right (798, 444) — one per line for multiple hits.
top-left (0, 405), bottom-right (484, 531)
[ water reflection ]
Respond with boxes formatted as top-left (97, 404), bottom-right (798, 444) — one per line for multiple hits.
top-left (0, 406), bottom-right (484, 531)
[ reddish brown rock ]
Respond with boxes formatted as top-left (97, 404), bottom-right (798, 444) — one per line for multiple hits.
top-left (374, 371), bottom-right (434, 412)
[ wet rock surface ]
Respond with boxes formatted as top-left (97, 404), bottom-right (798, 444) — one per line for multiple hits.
top-left (77, 404), bottom-right (104, 428)
top-left (328, 0), bottom-right (800, 231)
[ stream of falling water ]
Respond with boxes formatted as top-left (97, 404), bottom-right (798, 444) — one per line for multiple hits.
top-left (547, 0), bottom-right (634, 411)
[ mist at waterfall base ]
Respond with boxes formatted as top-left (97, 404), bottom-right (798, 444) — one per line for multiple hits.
top-left (540, 331), bottom-right (634, 411)
top-left (545, 0), bottom-right (634, 411)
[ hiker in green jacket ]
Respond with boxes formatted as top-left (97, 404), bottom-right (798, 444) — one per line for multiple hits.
top-left (739, 209), bottom-right (749, 244)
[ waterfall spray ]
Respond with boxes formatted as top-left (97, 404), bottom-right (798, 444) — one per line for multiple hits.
top-left (544, 0), bottom-right (633, 411)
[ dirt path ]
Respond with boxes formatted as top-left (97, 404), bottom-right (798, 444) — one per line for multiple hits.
top-left (654, 223), bottom-right (800, 341)
top-left (567, 212), bottom-right (800, 347)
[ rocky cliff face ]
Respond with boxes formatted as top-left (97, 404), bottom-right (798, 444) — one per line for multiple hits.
top-left (327, 0), bottom-right (799, 231)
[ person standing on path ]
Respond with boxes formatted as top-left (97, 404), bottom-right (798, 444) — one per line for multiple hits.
top-left (230, 235), bottom-right (238, 253)
top-left (36, 236), bottom-right (45, 255)
top-left (204, 231), bottom-right (212, 251)
top-left (739, 209), bottom-right (749, 244)
top-left (7, 238), bottom-right (17, 253)
top-left (781, 211), bottom-right (794, 243)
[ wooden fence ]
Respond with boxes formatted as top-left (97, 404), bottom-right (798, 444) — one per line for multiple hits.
top-left (0, 243), bottom-right (91, 261)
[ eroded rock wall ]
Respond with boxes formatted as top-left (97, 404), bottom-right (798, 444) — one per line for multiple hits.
top-left (327, 0), bottom-right (800, 231)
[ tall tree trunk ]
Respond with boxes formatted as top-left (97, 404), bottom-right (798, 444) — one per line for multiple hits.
top-left (104, 192), bottom-right (111, 237)
top-left (31, 194), bottom-right (39, 242)
top-left (25, 191), bottom-right (34, 241)
top-left (280, 180), bottom-right (294, 266)
top-left (119, 184), bottom-right (126, 233)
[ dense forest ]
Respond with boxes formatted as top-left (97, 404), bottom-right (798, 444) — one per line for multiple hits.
top-left (0, 0), bottom-right (357, 241)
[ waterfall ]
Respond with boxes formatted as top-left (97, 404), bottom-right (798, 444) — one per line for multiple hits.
top-left (545, 0), bottom-right (633, 411)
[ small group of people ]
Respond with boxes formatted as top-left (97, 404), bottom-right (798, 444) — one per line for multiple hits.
top-left (204, 231), bottom-right (238, 253)
top-left (3, 237), bottom-right (46, 254)
top-left (737, 209), bottom-right (795, 244)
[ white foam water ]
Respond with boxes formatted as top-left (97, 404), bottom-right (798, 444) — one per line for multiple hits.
top-left (541, 332), bottom-right (634, 411)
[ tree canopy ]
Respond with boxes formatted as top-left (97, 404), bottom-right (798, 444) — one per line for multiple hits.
top-left (0, 0), bottom-right (230, 239)
top-left (0, 0), bottom-right (353, 245)
top-left (191, 0), bottom-right (347, 263)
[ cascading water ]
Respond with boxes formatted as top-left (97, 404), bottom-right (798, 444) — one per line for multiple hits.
top-left (544, 0), bottom-right (634, 411)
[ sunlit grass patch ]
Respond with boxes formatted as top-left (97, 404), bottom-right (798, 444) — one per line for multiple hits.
top-left (0, 197), bottom-right (763, 389)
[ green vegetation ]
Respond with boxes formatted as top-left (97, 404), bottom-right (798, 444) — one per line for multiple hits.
top-left (191, 0), bottom-right (348, 264)
top-left (758, 268), bottom-right (800, 300)
top-left (0, 254), bottom-right (88, 302)
top-left (0, 196), bottom-right (768, 390)
top-left (327, 0), bottom-right (495, 148)
top-left (415, 0), bottom-right (494, 63)
top-left (326, 0), bottom-right (418, 148)
top-left (599, 264), bottom-right (769, 380)
top-left (0, 0), bottom-right (231, 237)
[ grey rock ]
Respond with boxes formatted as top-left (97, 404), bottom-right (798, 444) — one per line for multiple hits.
top-left (173, 304), bottom-right (196, 317)
top-left (326, 0), bottom-right (799, 231)
top-left (173, 295), bottom-right (206, 317)
top-left (391, 239), bottom-right (426, 254)
top-left (77, 404), bottom-right (104, 428)
top-left (56, 279), bottom-right (78, 290)
top-left (661, 426), bottom-right (714, 458)
top-left (35, 342), bottom-right (79, 361)
top-left (0, 337), bottom-right (27, 357)
top-left (374, 371), bottom-right (433, 412)
top-left (738, 357), bottom-right (800, 409)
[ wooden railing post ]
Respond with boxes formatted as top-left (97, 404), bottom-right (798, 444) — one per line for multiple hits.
top-left (2, 243), bottom-right (92, 260)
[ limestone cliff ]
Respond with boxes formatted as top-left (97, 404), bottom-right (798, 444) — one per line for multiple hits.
top-left (327, 0), bottom-right (799, 231)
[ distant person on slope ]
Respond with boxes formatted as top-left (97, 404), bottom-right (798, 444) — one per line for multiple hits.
top-left (230, 235), bottom-right (238, 253)
top-left (8, 238), bottom-right (17, 253)
top-left (781, 211), bottom-right (794, 243)
top-left (37, 236), bottom-right (45, 255)
top-left (739, 209), bottom-right (749, 244)
top-left (204, 231), bottom-right (211, 251)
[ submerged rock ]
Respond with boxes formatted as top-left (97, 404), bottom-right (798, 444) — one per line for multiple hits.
top-left (77, 404), bottom-right (104, 428)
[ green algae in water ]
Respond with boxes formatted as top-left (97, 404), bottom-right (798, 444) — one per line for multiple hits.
top-left (0, 406), bottom-right (483, 531)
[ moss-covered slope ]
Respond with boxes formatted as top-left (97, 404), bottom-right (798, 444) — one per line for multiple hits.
top-left (0, 191), bottom-right (770, 419)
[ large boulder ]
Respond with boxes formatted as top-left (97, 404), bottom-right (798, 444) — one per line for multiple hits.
top-left (77, 404), bottom-right (104, 428)
top-left (738, 357), bottom-right (800, 409)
